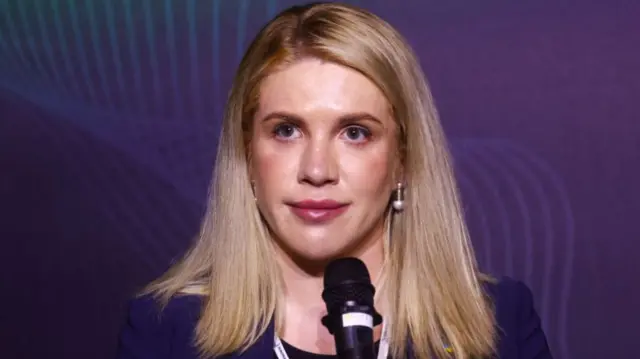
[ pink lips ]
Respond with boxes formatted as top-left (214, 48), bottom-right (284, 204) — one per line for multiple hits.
top-left (288, 199), bottom-right (349, 223)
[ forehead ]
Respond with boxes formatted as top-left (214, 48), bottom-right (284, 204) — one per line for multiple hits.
top-left (257, 59), bottom-right (390, 117)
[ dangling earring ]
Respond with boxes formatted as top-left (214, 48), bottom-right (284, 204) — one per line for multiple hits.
top-left (392, 182), bottom-right (405, 212)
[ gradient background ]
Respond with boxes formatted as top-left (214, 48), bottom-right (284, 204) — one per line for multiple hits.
top-left (1, 1), bottom-right (638, 358)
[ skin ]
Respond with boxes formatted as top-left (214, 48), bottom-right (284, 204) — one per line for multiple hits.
top-left (250, 58), bottom-right (401, 354)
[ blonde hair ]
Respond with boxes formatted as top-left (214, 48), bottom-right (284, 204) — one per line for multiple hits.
top-left (144, 3), bottom-right (495, 359)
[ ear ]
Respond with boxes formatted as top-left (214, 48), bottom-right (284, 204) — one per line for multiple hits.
top-left (245, 135), bottom-right (254, 181)
top-left (247, 156), bottom-right (254, 183)
top-left (393, 157), bottom-right (405, 188)
top-left (392, 130), bottom-right (405, 188)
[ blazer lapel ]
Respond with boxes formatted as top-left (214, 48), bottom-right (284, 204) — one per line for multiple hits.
top-left (234, 321), bottom-right (275, 359)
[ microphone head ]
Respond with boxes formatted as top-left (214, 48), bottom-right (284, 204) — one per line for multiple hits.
top-left (322, 257), bottom-right (376, 313)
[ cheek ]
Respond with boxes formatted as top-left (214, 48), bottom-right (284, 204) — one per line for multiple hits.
top-left (341, 146), bottom-right (396, 196)
top-left (251, 141), bottom-right (297, 196)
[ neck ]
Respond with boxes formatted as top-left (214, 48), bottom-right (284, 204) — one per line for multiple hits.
top-left (277, 239), bottom-right (386, 308)
top-left (274, 226), bottom-right (387, 354)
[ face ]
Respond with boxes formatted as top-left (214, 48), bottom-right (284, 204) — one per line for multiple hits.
top-left (250, 58), bottom-right (401, 265)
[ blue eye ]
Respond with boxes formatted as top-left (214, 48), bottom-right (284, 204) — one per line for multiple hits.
top-left (342, 126), bottom-right (371, 142)
top-left (273, 123), bottom-right (301, 139)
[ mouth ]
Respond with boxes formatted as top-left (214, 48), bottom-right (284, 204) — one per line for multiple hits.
top-left (287, 200), bottom-right (350, 223)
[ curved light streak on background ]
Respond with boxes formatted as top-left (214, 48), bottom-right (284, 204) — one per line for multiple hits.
top-left (453, 139), bottom-right (575, 359)
top-left (0, 1), bottom-right (599, 358)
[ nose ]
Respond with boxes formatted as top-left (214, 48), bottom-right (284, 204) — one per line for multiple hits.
top-left (298, 138), bottom-right (339, 187)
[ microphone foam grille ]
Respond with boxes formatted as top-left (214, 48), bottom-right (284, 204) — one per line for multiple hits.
top-left (322, 257), bottom-right (376, 310)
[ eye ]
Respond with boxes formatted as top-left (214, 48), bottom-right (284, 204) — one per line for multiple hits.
top-left (342, 126), bottom-right (371, 143)
top-left (273, 123), bottom-right (301, 140)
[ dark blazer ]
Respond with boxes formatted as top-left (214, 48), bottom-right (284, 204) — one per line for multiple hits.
top-left (116, 277), bottom-right (553, 358)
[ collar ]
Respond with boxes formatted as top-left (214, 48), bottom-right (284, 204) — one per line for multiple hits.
top-left (230, 320), bottom-right (414, 359)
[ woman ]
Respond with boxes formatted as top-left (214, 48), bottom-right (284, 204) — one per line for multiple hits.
top-left (117, 2), bottom-right (552, 359)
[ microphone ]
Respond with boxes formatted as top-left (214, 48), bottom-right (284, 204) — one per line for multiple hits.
top-left (321, 257), bottom-right (383, 359)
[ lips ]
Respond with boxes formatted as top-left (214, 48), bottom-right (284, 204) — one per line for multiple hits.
top-left (287, 200), bottom-right (349, 223)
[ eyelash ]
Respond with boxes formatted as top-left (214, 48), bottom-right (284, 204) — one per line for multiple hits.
top-left (272, 123), bottom-right (372, 143)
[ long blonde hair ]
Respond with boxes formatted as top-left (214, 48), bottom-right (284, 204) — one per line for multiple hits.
top-left (144, 3), bottom-right (495, 359)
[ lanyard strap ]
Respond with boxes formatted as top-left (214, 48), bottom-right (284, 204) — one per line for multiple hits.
top-left (274, 319), bottom-right (389, 359)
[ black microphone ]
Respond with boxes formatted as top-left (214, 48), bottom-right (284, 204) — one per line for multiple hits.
top-left (321, 257), bottom-right (383, 359)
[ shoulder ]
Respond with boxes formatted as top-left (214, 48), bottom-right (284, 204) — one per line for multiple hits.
top-left (484, 276), bottom-right (554, 359)
top-left (484, 276), bottom-right (535, 313)
top-left (116, 293), bottom-right (204, 359)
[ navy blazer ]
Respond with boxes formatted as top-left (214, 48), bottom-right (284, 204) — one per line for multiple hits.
top-left (116, 277), bottom-right (553, 358)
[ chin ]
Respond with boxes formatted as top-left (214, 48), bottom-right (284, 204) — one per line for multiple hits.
top-left (298, 248), bottom-right (344, 263)
top-left (280, 239), bottom-right (352, 268)
top-left (299, 243), bottom-right (372, 268)
top-left (292, 242), bottom-right (347, 260)
top-left (271, 222), bottom-right (372, 267)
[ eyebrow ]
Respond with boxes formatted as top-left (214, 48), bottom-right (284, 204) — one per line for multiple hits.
top-left (259, 111), bottom-right (384, 125)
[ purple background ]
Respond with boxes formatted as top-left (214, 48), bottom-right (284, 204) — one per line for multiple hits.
top-left (1, 1), bottom-right (638, 358)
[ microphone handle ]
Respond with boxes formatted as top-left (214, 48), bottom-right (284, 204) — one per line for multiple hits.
top-left (337, 346), bottom-right (376, 359)
top-left (335, 325), bottom-right (376, 359)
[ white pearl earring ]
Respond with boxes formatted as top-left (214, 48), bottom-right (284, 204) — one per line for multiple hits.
top-left (392, 182), bottom-right (405, 212)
